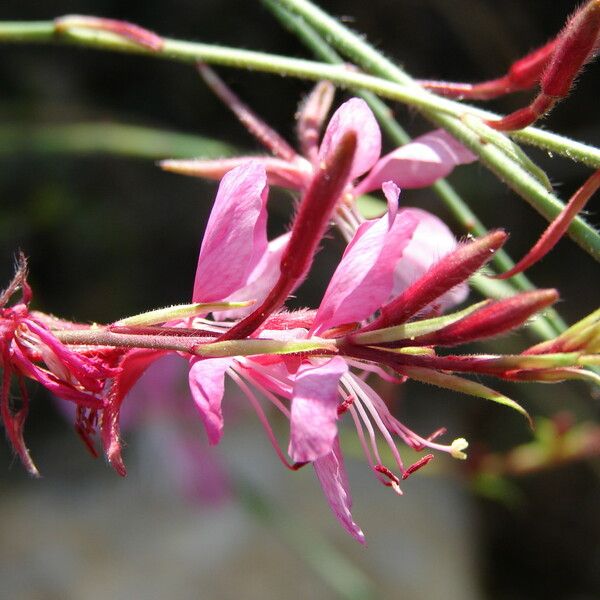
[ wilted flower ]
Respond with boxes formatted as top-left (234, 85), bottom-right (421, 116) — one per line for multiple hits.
top-left (0, 255), bottom-right (113, 475)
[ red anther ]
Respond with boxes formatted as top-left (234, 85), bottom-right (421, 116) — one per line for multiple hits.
top-left (428, 427), bottom-right (447, 441)
top-left (54, 15), bottom-right (164, 51)
top-left (197, 64), bottom-right (298, 162)
top-left (337, 394), bottom-right (354, 416)
top-left (402, 454), bottom-right (434, 480)
top-left (75, 406), bottom-right (99, 458)
top-left (495, 169), bottom-right (600, 279)
top-left (291, 461), bottom-right (309, 471)
top-left (412, 289), bottom-right (559, 347)
top-left (374, 464), bottom-right (401, 487)
top-left (362, 230), bottom-right (507, 332)
top-left (219, 131), bottom-right (357, 341)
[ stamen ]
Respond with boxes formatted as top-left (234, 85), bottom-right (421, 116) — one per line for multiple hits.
top-left (374, 465), bottom-right (403, 494)
top-left (337, 394), bottom-right (354, 416)
top-left (402, 454), bottom-right (434, 480)
top-left (228, 367), bottom-right (297, 470)
top-left (348, 374), bottom-right (405, 472)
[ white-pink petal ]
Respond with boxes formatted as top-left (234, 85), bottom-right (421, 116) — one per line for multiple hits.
top-left (319, 98), bottom-right (381, 180)
top-left (312, 187), bottom-right (420, 334)
top-left (188, 357), bottom-right (232, 445)
top-left (288, 357), bottom-right (348, 463)
top-left (392, 208), bottom-right (469, 310)
top-left (193, 162), bottom-right (269, 302)
top-left (355, 129), bottom-right (476, 195)
top-left (314, 438), bottom-right (365, 544)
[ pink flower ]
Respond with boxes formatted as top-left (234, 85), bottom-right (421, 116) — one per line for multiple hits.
top-left (184, 161), bottom-right (471, 543)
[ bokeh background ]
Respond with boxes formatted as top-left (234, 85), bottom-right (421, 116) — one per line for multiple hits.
top-left (1, 1), bottom-right (599, 598)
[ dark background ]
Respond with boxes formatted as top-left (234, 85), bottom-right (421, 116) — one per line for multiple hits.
top-left (1, 1), bottom-right (599, 599)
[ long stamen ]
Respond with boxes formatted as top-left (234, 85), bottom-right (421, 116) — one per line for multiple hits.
top-left (228, 367), bottom-right (300, 470)
top-left (347, 373), bottom-right (406, 474)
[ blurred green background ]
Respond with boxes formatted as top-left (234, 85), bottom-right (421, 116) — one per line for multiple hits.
top-left (1, 1), bottom-right (599, 599)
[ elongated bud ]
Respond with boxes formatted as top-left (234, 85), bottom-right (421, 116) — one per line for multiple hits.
top-left (540, 0), bottom-right (600, 99)
top-left (54, 15), bottom-right (164, 50)
top-left (364, 230), bottom-right (507, 331)
top-left (220, 132), bottom-right (357, 341)
top-left (413, 289), bottom-right (559, 347)
top-left (297, 81), bottom-right (335, 161)
top-left (496, 169), bottom-right (600, 279)
top-left (525, 307), bottom-right (600, 355)
top-left (197, 63), bottom-right (298, 161)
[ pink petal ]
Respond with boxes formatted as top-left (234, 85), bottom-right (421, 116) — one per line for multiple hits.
top-left (312, 185), bottom-right (420, 334)
top-left (188, 357), bottom-right (232, 445)
top-left (314, 438), bottom-right (365, 544)
top-left (288, 357), bottom-right (348, 462)
top-left (392, 208), bottom-right (469, 311)
top-left (101, 348), bottom-right (167, 476)
top-left (213, 233), bottom-right (291, 320)
top-left (193, 162), bottom-right (269, 302)
top-left (355, 129), bottom-right (476, 195)
top-left (319, 98), bottom-right (381, 180)
top-left (161, 156), bottom-right (312, 190)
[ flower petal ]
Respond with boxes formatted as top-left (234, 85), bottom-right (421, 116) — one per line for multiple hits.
top-left (288, 357), bottom-right (348, 462)
top-left (392, 208), bottom-right (469, 311)
top-left (101, 348), bottom-right (168, 476)
top-left (188, 357), bottom-right (232, 445)
top-left (314, 438), bottom-right (365, 544)
top-left (193, 162), bottom-right (269, 302)
top-left (319, 98), bottom-right (381, 180)
top-left (312, 186), bottom-right (420, 334)
top-left (213, 233), bottom-right (291, 320)
top-left (355, 129), bottom-right (476, 195)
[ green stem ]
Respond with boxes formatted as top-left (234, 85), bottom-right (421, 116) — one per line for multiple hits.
top-left (1, 17), bottom-right (597, 259)
top-left (54, 327), bottom-right (335, 356)
top-left (1, 20), bottom-right (599, 165)
top-left (262, 0), bottom-right (566, 338)
top-left (268, 0), bottom-right (600, 260)
top-left (1, 21), bottom-right (595, 151)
